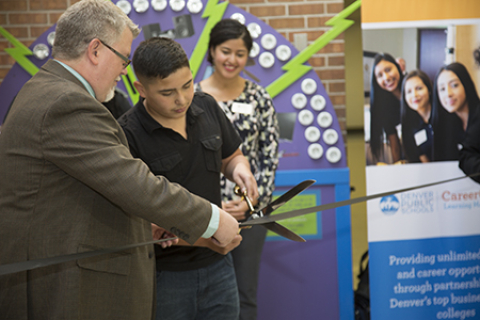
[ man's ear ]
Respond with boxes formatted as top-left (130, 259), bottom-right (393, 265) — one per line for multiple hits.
top-left (87, 39), bottom-right (101, 65)
top-left (133, 81), bottom-right (147, 98)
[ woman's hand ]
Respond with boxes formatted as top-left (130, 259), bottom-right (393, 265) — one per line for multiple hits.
top-left (222, 199), bottom-right (251, 221)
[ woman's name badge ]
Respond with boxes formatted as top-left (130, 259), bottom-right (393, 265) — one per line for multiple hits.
top-left (414, 129), bottom-right (427, 146)
top-left (231, 102), bottom-right (254, 115)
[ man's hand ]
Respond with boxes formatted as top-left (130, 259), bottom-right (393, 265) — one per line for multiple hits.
top-left (151, 223), bottom-right (179, 248)
top-left (205, 234), bottom-right (242, 254)
top-left (176, 234), bottom-right (242, 254)
top-left (210, 208), bottom-right (240, 247)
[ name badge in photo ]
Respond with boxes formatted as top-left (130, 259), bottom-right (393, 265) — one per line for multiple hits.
top-left (414, 129), bottom-right (427, 146)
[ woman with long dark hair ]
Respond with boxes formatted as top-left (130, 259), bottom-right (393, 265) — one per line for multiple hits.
top-left (369, 53), bottom-right (404, 164)
top-left (459, 49), bottom-right (480, 182)
top-left (195, 18), bottom-right (279, 320)
top-left (400, 70), bottom-right (433, 163)
top-left (432, 62), bottom-right (479, 161)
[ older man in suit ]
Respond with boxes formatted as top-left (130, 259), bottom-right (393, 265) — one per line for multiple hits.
top-left (0, 0), bottom-right (256, 319)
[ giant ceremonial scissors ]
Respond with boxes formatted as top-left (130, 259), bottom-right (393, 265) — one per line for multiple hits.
top-left (235, 179), bottom-right (316, 242)
top-left (1, 174), bottom-right (477, 276)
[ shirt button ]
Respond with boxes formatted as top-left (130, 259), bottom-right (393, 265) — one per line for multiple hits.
top-left (148, 252), bottom-right (154, 259)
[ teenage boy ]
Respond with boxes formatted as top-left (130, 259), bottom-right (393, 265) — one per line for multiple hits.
top-left (118, 37), bottom-right (258, 320)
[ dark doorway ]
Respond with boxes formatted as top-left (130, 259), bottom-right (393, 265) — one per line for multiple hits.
top-left (418, 28), bottom-right (447, 84)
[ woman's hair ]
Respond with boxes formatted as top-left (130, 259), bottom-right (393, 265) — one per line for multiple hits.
top-left (400, 70), bottom-right (432, 162)
top-left (369, 53), bottom-right (404, 160)
top-left (431, 62), bottom-right (480, 160)
top-left (207, 19), bottom-right (253, 64)
top-left (52, 0), bottom-right (140, 60)
top-left (473, 46), bottom-right (480, 66)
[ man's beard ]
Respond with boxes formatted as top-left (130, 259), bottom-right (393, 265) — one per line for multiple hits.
top-left (104, 87), bottom-right (116, 103)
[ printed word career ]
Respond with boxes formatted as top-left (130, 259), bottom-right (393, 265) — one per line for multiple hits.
top-left (442, 190), bottom-right (480, 202)
top-left (442, 190), bottom-right (480, 210)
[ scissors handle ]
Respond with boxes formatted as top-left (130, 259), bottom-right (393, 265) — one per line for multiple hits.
top-left (234, 186), bottom-right (255, 213)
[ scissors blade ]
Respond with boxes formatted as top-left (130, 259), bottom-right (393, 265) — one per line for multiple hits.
top-left (241, 206), bottom-right (319, 227)
top-left (260, 179), bottom-right (316, 216)
top-left (262, 222), bottom-right (306, 242)
top-left (239, 179), bottom-right (314, 242)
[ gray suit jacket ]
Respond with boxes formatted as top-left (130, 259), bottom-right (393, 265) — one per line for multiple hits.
top-left (0, 60), bottom-right (212, 320)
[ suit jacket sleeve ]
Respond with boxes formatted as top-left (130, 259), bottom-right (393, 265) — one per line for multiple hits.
top-left (41, 89), bottom-right (211, 243)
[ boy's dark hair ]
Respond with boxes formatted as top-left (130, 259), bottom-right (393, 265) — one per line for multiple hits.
top-left (132, 37), bottom-right (190, 83)
top-left (207, 19), bottom-right (253, 64)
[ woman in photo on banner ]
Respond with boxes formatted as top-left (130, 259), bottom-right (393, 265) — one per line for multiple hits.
top-left (400, 70), bottom-right (434, 163)
top-left (459, 46), bottom-right (480, 183)
top-left (195, 18), bottom-right (280, 320)
top-left (369, 53), bottom-right (405, 165)
top-left (432, 62), bottom-right (480, 161)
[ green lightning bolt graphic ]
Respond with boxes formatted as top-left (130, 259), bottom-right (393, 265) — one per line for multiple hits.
top-left (122, 66), bottom-right (140, 105)
top-left (189, 0), bottom-right (228, 79)
top-left (0, 27), bottom-right (39, 76)
top-left (266, 0), bottom-right (361, 98)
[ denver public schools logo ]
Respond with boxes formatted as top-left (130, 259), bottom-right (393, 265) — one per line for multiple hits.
top-left (380, 195), bottom-right (399, 215)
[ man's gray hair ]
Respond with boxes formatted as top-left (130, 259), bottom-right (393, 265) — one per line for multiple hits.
top-left (52, 0), bottom-right (140, 60)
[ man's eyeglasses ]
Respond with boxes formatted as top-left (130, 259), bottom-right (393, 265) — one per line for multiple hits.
top-left (99, 39), bottom-right (131, 68)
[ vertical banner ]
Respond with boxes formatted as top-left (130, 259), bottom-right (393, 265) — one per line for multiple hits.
top-left (363, 1), bottom-right (480, 318)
